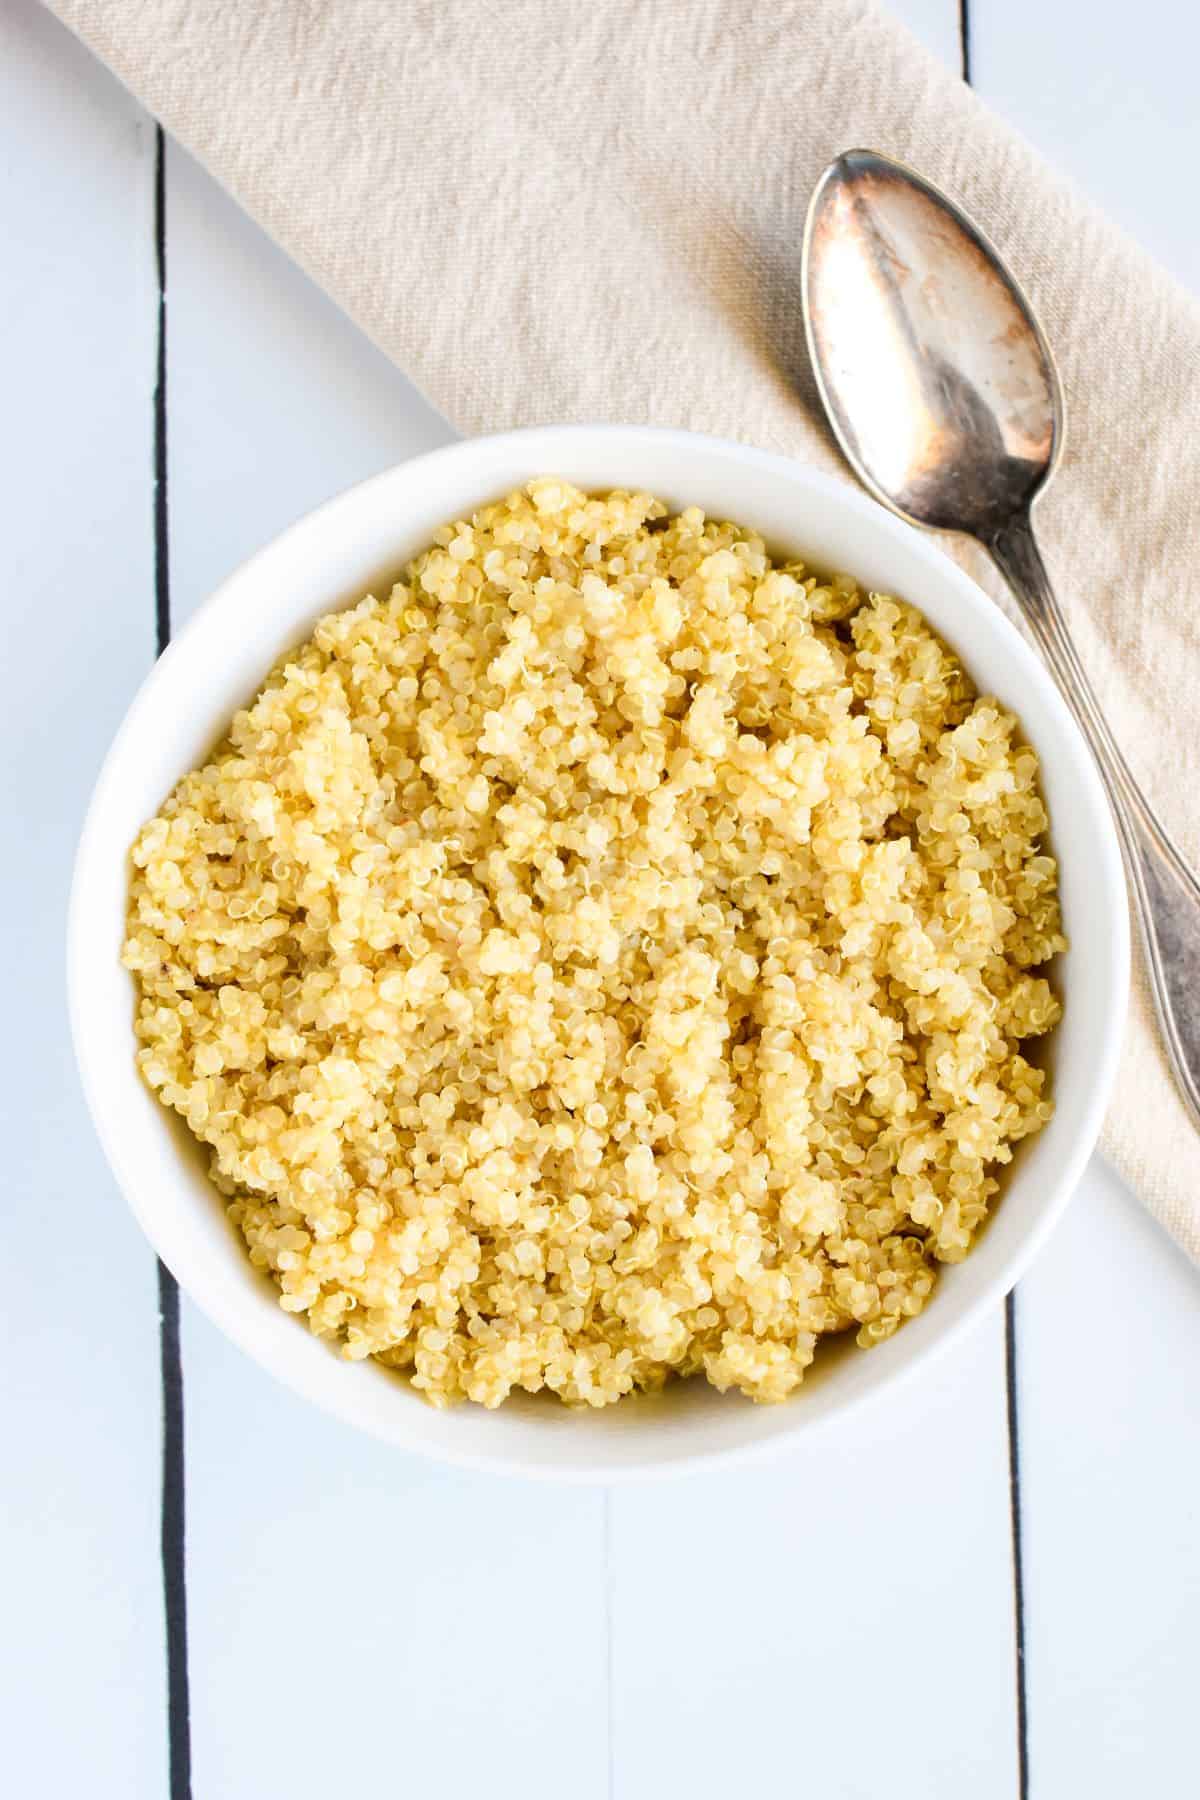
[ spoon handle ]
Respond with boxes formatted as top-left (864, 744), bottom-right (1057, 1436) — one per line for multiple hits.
top-left (990, 514), bottom-right (1200, 1133)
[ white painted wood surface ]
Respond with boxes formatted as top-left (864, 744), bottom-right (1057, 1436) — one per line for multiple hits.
top-left (4, 2), bottom-right (1199, 1796)
top-left (0, 9), bottom-right (167, 1796)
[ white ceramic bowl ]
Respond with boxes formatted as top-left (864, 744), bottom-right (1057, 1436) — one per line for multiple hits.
top-left (69, 426), bottom-right (1128, 1481)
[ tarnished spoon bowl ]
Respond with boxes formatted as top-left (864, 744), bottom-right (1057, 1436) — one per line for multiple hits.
top-left (803, 148), bottom-right (1200, 1136)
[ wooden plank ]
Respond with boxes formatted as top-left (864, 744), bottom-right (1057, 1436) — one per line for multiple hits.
top-left (971, 0), bottom-right (1200, 289)
top-left (610, 1315), bottom-right (1020, 1799)
top-left (182, 1314), bottom-right (610, 1798)
top-left (162, 138), bottom-right (610, 1799)
top-left (1015, 1163), bottom-right (1200, 1796)
top-left (0, 3), bottom-right (167, 1793)
top-left (971, 2), bottom-right (1200, 1791)
top-left (162, 147), bottom-right (452, 623)
top-left (895, 0), bottom-right (964, 65)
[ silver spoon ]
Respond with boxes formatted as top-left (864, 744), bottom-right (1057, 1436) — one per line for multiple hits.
top-left (802, 147), bottom-right (1200, 1134)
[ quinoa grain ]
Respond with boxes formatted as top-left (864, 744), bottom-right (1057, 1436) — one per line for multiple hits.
top-left (124, 481), bottom-right (1063, 1409)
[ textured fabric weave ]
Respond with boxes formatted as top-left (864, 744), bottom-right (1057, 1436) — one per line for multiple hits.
top-left (47, 0), bottom-right (1200, 1258)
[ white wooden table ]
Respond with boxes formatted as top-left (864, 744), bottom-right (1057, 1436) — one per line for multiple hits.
top-left (4, 2), bottom-right (1198, 1795)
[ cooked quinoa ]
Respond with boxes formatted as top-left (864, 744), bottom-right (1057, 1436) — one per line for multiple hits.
top-left (124, 480), bottom-right (1064, 1409)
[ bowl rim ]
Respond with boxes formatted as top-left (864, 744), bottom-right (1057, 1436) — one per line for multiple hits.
top-left (67, 423), bottom-right (1130, 1481)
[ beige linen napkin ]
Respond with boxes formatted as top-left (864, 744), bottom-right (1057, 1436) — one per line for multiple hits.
top-left (48, 0), bottom-right (1200, 1260)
